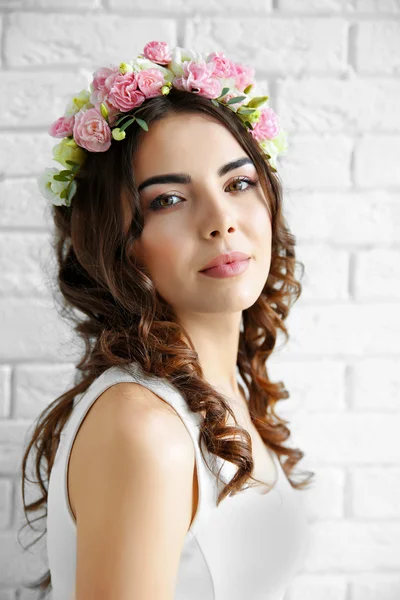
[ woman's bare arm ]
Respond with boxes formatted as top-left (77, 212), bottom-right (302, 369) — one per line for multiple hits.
top-left (72, 383), bottom-right (196, 600)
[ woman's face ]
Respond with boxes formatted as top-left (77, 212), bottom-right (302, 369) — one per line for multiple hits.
top-left (130, 112), bottom-right (272, 316)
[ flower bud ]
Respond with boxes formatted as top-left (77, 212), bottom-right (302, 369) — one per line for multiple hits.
top-left (100, 103), bottom-right (109, 120)
top-left (112, 127), bottom-right (126, 141)
top-left (119, 62), bottom-right (134, 75)
top-left (161, 83), bottom-right (172, 95)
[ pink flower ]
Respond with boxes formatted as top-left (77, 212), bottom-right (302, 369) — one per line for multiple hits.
top-left (173, 60), bottom-right (222, 99)
top-left (49, 115), bottom-right (75, 138)
top-left (143, 41), bottom-right (172, 65)
top-left (90, 65), bottom-right (120, 105)
top-left (73, 108), bottom-right (112, 152)
top-left (207, 52), bottom-right (235, 78)
top-left (249, 107), bottom-right (280, 142)
top-left (136, 68), bottom-right (166, 98)
top-left (108, 73), bottom-right (146, 111)
top-left (90, 65), bottom-right (121, 124)
top-left (232, 62), bottom-right (255, 93)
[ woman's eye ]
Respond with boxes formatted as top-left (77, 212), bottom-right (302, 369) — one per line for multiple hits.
top-left (148, 176), bottom-right (258, 211)
top-left (225, 177), bottom-right (257, 193)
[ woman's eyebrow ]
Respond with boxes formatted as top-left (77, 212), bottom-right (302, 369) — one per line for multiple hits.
top-left (137, 157), bottom-right (254, 193)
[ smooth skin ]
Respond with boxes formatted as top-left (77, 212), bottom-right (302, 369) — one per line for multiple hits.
top-left (72, 112), bottom-right (272, 598)
top-left (71, 382), bottom-right (197, 600)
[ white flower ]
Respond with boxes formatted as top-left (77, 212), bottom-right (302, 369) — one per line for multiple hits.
top-left (52, 137), bottom-right (86, 169)
top-left (131, 56), bottom-right (175, 85)
top-left (64, 89), bottom-right (93, 118)
top-left (218, 76), bottom-right (239, 95)
top-left (260, 130), bottom-right (289, 170)
top-left (37, 168), bottom-right (69, 206)
top-left (168, 46), bottom-right (204, 77)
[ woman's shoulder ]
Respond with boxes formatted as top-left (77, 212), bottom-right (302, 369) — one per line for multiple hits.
top-left (72, 376), bottom-right (191, 458)
top-left (67, 377), bottom-right (196, 522)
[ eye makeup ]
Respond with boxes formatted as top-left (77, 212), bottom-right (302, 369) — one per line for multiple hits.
top-left (147, 176), bottom-right (259, 212)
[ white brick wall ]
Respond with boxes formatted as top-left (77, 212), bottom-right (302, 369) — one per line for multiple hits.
top-left (0, 1), bottom-right (399, 598)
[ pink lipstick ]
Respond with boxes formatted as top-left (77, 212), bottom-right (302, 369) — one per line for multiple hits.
top-left (199, 258), bottom-right (250, 278)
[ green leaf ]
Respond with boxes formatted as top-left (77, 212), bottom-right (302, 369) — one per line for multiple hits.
top-left (219, 87), bottom-right (230, 98)
top-left (115, 113), bottom-right (134, 126)
top-left (53, 174), bottom-right (69, 182)
top-left (225, 95), bottom-right (247, 105)
top-left (135, 117), bottom-right (148, 131)
top-left (67, 179), bottom-right (77, 203)
top-left (245, 121), bottom-right (253, 128)
top-left (65, 160), bottom-right (79, 167)
top-left (210, 98), bottom-right (219, 107)
top-left (59, 169), bottom-right (73, 177)
top-left (60, 188), bottom-right (68, 199)
top-left (237, 107), bottom-right (257, 115)
top-left (243, 84), bottom-right (253, 95)
top-left (119, 117), bottom-right (136, 133)
top-left (71, 164), bottom-right (80, 174)
top-left (246, 95), bottom-right (269, 109)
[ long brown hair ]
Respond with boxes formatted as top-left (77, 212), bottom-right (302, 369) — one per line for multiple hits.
top-left (19, 88), bottom-right (314, 597)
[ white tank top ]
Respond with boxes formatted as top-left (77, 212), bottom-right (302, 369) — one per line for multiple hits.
top-left (47, 362), bottom-right (310, 599)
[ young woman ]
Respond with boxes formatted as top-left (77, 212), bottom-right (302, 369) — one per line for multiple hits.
top-left (20, 41), bottom-right (314, 600)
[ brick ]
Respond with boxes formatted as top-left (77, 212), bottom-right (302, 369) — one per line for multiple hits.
top-left (279, 133), bottom-right (352, 188)
top-left (291, 244), bottom-right (349, 300)
top-left (351, 574), bottom-right (400, 600)
top-left (0, 421), bottom-right (31, 475)
top-left (352, 0), bottom-right (400, 11)
top-left (0, 16), bottom-right (2, 69)
top-left (0, 365), bottom-right (12, 418)
top-left (285, 190), bottom-right (400, 245)
top-left (14, 363), bottom-right (76, 419)
top-left (0, 589), bottom-right (15, 599)
top-left (111, 0), bottom-right (272, 10)
top-left (0, 233), bottom-right (53, 297)
top-left (0, 70), bottom-right (92, 128)
top-left (354, 135), bottom-right (400, 187)
top-left (355, 21), bottom-right (400, 74)
top-left (352, 467), bottom-right (400, 518)
top-left (5, 12), bottom-right (176, 67)
top-left (355, 249), bottom-right (400, 299)
top-left (0, 298), bottom-right (78, 361)
top-left (277, 77), bottom-right (400, 133)
top-left (0, 179), bottom-right (49, 229)
top-left (353, 358), bottom-right (400, 410)
top-left (278, 0), bottom-right (351, 11)
top-left (284, 303), bottom-right (400, 357)
top-left (0, 0), bottom-right (98, 6)
top-left (0, 133), bottom-right (54, 177)
top-left (305, 522), bottom-right (400, 571)
top-left (279, 0), bottom-right (400, 11)
top-left (185, 18), bottom-right (349, 76)
top-left (299, 467), bottom-right (345, 520)
top-left (291, 412), bottom-right (400, 463)
top-left (288, 576), bottom-right (347, 600)
top-left (0, 530), bottom-right (45, 587)
top-left (268, 359), bottom-right (347, 412)
top-left (8, 479), bottom-right (49, 593)
top-left (0, 479), bottom-right (13, 529)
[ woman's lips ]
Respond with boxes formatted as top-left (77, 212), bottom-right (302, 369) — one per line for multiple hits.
top-left (199, 258), bottom-right (250, 278)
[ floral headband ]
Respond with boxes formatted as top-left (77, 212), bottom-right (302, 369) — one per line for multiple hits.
top-left (37, 40), bottom-right (288, 208)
